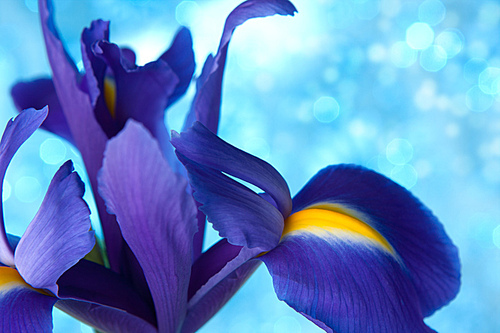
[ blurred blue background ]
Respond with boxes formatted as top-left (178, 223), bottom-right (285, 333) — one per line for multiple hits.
top-left (1, 0), bottom-right (499, 332)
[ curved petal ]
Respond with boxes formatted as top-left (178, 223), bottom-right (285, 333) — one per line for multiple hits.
top-left (15, 160), bottom-right (94, 295)
top-left (172, 122), bottom-right (292, 218)
top-left (10, 78), bottom-right (74, 144)
top-left (0, 267), bottom-right (57, 333)
top-left (292, 164), bottom-right (461, 317)
top-left (186, 0), bottom-right (297, 134)
top-left (98, 120), bottom-right (197, 333)
top-left (56, 299), bottom-right (157, 333)
top-left (0, 107), bottom-right (48, 267)
top-left (260, 230), bottom-right (435, 333)
top-left (159, 27), bottom-right (195, 107)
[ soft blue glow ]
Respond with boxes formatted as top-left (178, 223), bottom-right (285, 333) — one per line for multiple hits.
top-left (14, 176), bottom-right (41, 203)
top-left (2, 180), bottom-right (11, 202)
top-left (39, 138), bottom-right (67, 165)
top-left (386, 138), bottom-right (413, 165)
top-left (313, 96), bottom-right (340, 123)
top-left (463, 58), bottom-right (489, 84)
top-left (406, 22), bottom-right (434, 50)
top-left (418, 0), bottom-right (446, 26)
top-left (390, 41), bottom-right (418, 68)
top-left (420, 45), bottom-right (447, 72)
top-left (175, 1), bottom-right (199, 27)
top-left (274, 316), bottom-right (302, 333)
top-left (390, 164), bottom-right (418, 189)
top-left (466, 85), bottom-right (494, 112)
top-left (493, 225), bottom-right (500, 249)
top-left (435, 29), bottom-right (464, 58)
top-left (478, 67), bottom-right (500, 95)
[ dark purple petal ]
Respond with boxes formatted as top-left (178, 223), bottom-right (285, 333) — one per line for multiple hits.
top-left (0, 267), bottom-right (57, 333)
top-left (160, 27), bottom-right (195, 107)
top-left (98, 120), bottom-right (197, 333)
top-left (15, 161), bottom-right (94, 295)
top-left (56, 299), bottom-right (156, 333)
top-left (0, 107), bottom-right (48, 267)
top-left (39, 0), bottom-right (125, 276)
top-left (186, 0), bottom-right (297, 133)
top-left (57, 259), bottom-right (155, 325)
top-left (11, 79), bottom-right (74, 144)
top-left (260, 231), bottom-right (435, 332)
top-left (120, 47), bottom-right (137, 70)
top-left (292, 164), bottom-right (461, 317)
top-left (175, 152), bottom-right (284, 250)
top-left (172, 122), bottom-right (292, 218)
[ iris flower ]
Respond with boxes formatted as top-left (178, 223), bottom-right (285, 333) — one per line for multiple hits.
top-left (0, 107), bottom-right (95, 331)
top-left (171, 121), bottom-right (461, 332)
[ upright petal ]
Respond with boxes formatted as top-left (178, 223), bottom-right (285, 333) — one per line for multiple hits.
top-left (172, 122), bottom-right (292, 218)
top-left (260, 230), bottom-right (435, 332)
top-left (186, 0), bottom-right (297, 133)
top-left (15, 161), bottom-right (94, 296)
top-left (0, 267), bottom-right (57, 333)
top-left (292, 164), bottom-right (461, 317)
top-left (99, 120), bottom-right (197, 333)
top-left (11, 79), bottom-right (74, 144)
top-left (0, 107), bottom-right (48, 267)
top-left (159, 27), bottom-right (196, 107)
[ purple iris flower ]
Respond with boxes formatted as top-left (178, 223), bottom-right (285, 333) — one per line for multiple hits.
top-left (0, 107), bottom-right (95, 331)
top-left (171, 121), bottom-right (461, 332)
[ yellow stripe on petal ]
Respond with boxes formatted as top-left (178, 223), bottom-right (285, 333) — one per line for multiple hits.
top-left (0, 267), bottom-right (52, 296)
top-left (104, 75), bottom-right (117, 118)
top-left (282, 208), bottom-right (394, 254)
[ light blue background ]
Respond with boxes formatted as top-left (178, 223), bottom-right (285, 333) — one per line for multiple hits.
top-left (1, 0), bottom-right (499, 332)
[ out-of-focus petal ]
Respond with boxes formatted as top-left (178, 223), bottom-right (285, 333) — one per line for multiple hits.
top-left (15, 161), bottom-right (94, 295)
top-left (260, 229), bottom-right (435, 332)
top-left (292, 164), bottom-right (461, 316)
top-left (99, 120), bottom-right (197, 333)
top-left (186, 0), bottom-right (297, 133)
top-left (10, 79), bottom-right (74, 144)
top-left (56, 299), bottom-right (157, 333)
top-left (0, 107), bottom-right (48, 267)
top-left (0, 267), bottom-right (57, 333)
top-left (172, 122), bottom-right (292, 218)
top-left (57, 259), bottom-right (155, 325)
top-left (160, 27), bottom-right (195, 107)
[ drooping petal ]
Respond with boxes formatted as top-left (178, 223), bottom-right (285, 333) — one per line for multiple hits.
top-left (291, 164), bottom-right (461, 317)
top-left (15, 160), bottom-right (94, 295)
top-left (185, 0), bottom-right (297, 133)
top-left (56, 299), bottom-right (157, 333)
top-left (172, 121), bottom-right (292, 218)
top-left (57, 259), bottom-right (155, 325)
top-left (99, 120), bottom-right (197, 333)
top-left (0, 107), bottom-right (48, 267)
top-left (10, 78), bottom-right (74, 144)
top-left (0, 267), bottom-right (57, 333)
top-left (260, 229), bottom-right (435, 332)
top-left (39, 0), bottom-right (124, 276)
top-left (159, 27), bottom-right (195, 107)
top-left (175, 152), bottom-right (284, 251)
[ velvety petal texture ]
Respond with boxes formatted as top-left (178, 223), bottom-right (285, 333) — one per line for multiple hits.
top-left (15, 161), bottom-right (94, 296)
top-left (186, 0), bottom-right (297, 134)
top-left (0, 107), bottom-right (48, 267)
top-left (0, 267), bottom-right (57, 333)
top-left (99, 120), bottom-right (197, 333)
top-left (291, 164), bottom-right (461, 317)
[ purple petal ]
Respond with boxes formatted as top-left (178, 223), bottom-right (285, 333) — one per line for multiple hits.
top-left (172, 122), bottom-right (292, 218)
top-left (175, 152), bottom-right (284, 250)
top-left (160, 27), bottom-right (195, 107)
top-left (98, 120), bottom-right (197, 333)
top-left (182, 247), bottom-right (261, 333)
top-left (56, 299), bottom-right (156, 333)
top-left (0, 267), bottom-right (57, 333)
top-left (292, 164), bottom-right (461, 317)
top-left (11, 78), bottom-right (74, 144)
top-left (260, 230), bottom-right (435, 332)
top-left (57, 259), bottom-right (155, 325)
top-left (0, 107), bottom-right (48, 267)
top-left (39, 0), bottom-right (125, 276)
top-left (186, 0), bottom-right (297, 133)
top-left (15, 161), bottom-right (94, 295)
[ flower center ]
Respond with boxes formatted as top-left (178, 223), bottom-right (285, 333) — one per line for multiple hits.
top-left (104, 75), bottom-right (117, 118)
top-left (282, 208), bottom-right (394, 253)
top-left (0, 267), bottom-right (52, 296)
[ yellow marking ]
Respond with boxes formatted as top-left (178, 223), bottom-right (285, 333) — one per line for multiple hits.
top-left (104, 76), bottom-right (117, 118)
top-left (282, 208), bottom-right (394, 253)
top-left (0, 267), bottom-right (53, 297)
